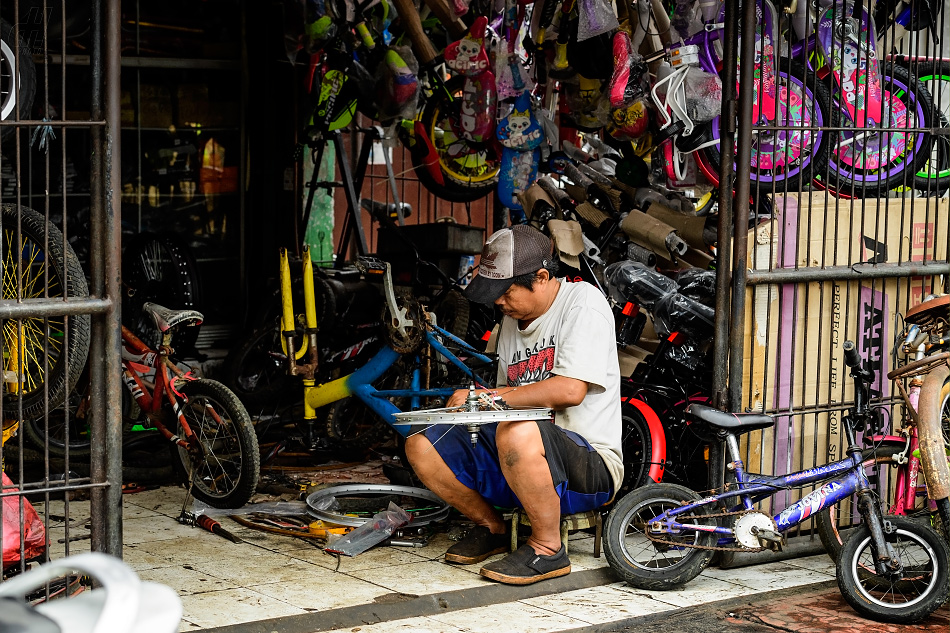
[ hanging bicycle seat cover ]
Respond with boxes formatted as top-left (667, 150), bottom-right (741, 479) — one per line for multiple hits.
top-left (445, 16), bottom-right (498, 144)
top-left (374, 47), bottom-right (419, 121)
top-left (497, 91), bottom-right (544, 215)
top-left (444, 16), bottom-right (492, 77)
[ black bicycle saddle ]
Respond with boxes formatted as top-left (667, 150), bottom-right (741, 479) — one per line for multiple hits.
top-left (142, 302), bottom-right (204, 333)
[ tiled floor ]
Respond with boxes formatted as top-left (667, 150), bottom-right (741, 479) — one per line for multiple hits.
top-left (36, 485), bottom-right (839, 632)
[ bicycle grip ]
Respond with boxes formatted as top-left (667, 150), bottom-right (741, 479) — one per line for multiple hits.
top-left (563, 163), bottom-right (594, 192)
top-left (391, 0), bottom-right (439, 65)
top-left (843, 340), bottom-right (861, 368)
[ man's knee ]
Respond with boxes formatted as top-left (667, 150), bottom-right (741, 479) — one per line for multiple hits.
top-left (496, 421), bottom-right (544, 458)
top-left (403, 433), bottom-right (431, 466)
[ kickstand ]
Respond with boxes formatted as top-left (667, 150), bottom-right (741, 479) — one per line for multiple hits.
top-left (176, 463), bottom-right (198, 525)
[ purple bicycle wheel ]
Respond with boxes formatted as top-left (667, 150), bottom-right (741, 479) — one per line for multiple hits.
top-left (705, 60), bottom-right (835, 197)
top-left (825, 64), bottom-right (933, 196)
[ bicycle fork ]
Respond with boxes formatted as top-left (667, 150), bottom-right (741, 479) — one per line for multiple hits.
top-left (279, 247), bottom-right (321, 430)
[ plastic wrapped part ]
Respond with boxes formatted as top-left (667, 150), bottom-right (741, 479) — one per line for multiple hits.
top-left (682, 67), bottom-right (722, 123)
top-left (325, 502), bottom-right (411, 556)
top-left (675, 268), bottom-right (717, 306)
top-left (576, 0), bottom-right (619, 42)
top-left (664, 337), bottom-right (709, 374)
top-left (374, 46), bottom-right (420, 122)
top-left (653, 291), bottom-right (715, 337)
top-left (194, 500), bottom-right (311, 519)
top-left (604, 261), bottom-right (678, 308)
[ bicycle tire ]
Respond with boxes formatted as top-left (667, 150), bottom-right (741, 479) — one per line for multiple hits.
top-left (705, 59), bottom-right (836, 198)
top-left (416, 76), bottom-right (500, 202)
top-left (0, 19), bottom-right (36, 139)
top-left (603, 483), bottom-right (716, 590)
top-left (222, 318), bottom-right (298, 409)
top-left (433, 288), bottom-right (470, 342)
top-left (122, 233), bottom-right (201, 356)
top-left (2, 204), bottom-right (90, 424)
top-left (814, 443), bottom-right (939, 561)
top-left (826, 64), bottom-right (933, 196)
top-left (22, 383), bottom-right (91, 457)
top-left (908, 60), bottom-right (950, 196)
top-left (167, 379), bottom-right (260, 508)
top-left (836, 516), bottom-right (949, 624)
top-left (324, 393), bottom-right (395, 455)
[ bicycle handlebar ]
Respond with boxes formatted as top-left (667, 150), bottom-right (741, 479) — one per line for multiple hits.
top-left (843, 340), bottom-right (861, 368)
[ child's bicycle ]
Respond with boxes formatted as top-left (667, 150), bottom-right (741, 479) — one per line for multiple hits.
top-left (119, 303), bottom-right (259, 508)
top-left (604, 340), bottom-right (949, 624)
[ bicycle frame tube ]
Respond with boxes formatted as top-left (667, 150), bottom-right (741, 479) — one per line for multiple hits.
top-left (656, 451), bottom-right (868, 537)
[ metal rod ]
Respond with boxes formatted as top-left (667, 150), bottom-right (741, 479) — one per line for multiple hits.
top-left (727, 0), bottom-right (758, 412)
top-left (0, 298), bottom-right (112, 318)
top-left (747, 262), bottom-right (950, 285)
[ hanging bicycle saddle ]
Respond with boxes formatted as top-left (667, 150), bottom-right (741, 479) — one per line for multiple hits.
top-left (142, 302), bottom-right (204, 333)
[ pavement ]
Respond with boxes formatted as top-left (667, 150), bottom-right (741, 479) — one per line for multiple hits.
top-left (31, 484), bottom-right (950, 632)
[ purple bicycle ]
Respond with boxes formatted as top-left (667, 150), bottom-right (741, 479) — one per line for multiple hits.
top-left (604, 340), bottom-right (949, 624)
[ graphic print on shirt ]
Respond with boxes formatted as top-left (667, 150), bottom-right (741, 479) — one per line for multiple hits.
top-left (506, 335), bottom-right (555, 386)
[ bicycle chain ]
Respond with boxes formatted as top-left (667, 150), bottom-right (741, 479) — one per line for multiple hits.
top-left (641, 508), bottom-right (769, 553)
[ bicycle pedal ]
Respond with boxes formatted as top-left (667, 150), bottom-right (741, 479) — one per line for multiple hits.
top-left (755, 529), bottom-right (785, 551)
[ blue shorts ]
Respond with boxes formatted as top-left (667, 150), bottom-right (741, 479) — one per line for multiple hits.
top-left (423, 421), bottom-right (612, 514)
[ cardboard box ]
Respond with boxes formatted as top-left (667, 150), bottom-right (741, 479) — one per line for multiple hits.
top-left (739, 193), bottom-right (948, 508)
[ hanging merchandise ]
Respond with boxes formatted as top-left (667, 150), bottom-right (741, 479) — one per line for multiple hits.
top-left (374, 46), bottom-right (420, 122)
top-left (444, 16), bottom-right (498, 144)
top-left (576, 0), bottom-right (619, 41)
top-left (607, 29), bottom-right (650, 141)
top-left (495, 0), bottom-right (534, 100)
top-left (497, 91), bottom-right (545, 222)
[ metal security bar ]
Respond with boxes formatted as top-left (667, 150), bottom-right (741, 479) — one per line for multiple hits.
top-left (713, 0), bottom-right (949, 554)
top-left (0, 0), bottom-right (122, 587)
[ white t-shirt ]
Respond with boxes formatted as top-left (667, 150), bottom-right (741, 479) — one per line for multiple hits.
top-left (495, 279), bottom-right (624, 494)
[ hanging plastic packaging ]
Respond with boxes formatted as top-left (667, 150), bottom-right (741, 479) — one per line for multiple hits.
top-left (576, 0), bottom-right (619, 42)
top-left (444, 16), bottom-right (498, 144)
top-left (325, 502), bottom-right (411, 557)
top-left (497, 92), bottom-right (545, 215)
top-left (608, 31), bottom-right (639, 109)
top-left (2, 472), bottom-right (46, 569)
top-left (604, 261), bottom-right (677, 307)
top-left (653, 292), bottom-right (715, 338)
top-left (675, 268), bottom-right (717, 306)
top-left (374, 46), bottom-right (420, 122)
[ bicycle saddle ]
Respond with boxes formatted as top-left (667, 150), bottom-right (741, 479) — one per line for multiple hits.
top-left (905, 294), bottom-right (948, 328)
top-left (361, 198), bottom-right (411, 221)
top-left (686, 404), bottom-right (774, 434)
top-left (142, 302), bottom-right (203, 333)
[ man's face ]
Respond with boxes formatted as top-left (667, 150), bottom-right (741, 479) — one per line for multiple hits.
top-left (494, 272), bottom-right (547, 321)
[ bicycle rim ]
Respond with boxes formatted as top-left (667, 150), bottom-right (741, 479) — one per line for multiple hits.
top-left (424, 85), bottom-right (499, 188)
top-left (305, 483), bottom-right (450, 527)
top-left (914, 62), bottom-right (950, 189)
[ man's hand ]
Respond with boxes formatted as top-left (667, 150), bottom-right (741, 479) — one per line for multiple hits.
top-left (446, 388), bottom-right (491, 408)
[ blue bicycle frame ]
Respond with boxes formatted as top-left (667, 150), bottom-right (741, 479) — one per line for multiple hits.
top-left (305, 321), bottom-right (494, 437)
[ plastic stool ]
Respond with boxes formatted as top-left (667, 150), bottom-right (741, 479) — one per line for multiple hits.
top-left (509, 509), bottom-right (602, 557)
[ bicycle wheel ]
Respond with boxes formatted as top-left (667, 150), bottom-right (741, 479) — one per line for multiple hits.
top-left (909, 60), bottom-right (950, 196)
top-left (21, 382), bottom-right (91, 457)
top-left (706, 60), bottom-right (835, 197)
top-left (168, 379), bottom-right (260, 508)
top-left (0, 18), bottom-right (36, 139)
top-left (603, 483), bottom-right (716, 590)
top-left (1, 204), bottom-right (90, 422)
top-left (222, 318), bottom-right (298, 409)
top-left (416, 77), bottom-right (500, 202)
top-left (826, 64), bottom-right (933, 196)
top-left (122, 233), bottom-right (201, 355)
top-left (836, 516), bottom-right (949, 624)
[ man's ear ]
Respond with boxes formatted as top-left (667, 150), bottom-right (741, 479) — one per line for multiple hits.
top-left (535, 268), bottom-right (550, 284)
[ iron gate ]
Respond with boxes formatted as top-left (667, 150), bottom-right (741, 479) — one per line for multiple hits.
top-left (0, 0), bottom-right (122, 584)
top-left (711, 0), bottom-right (950, 554)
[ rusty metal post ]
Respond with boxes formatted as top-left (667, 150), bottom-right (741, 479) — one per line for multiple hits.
top-left (917, 363), bottom-right (950, 532)
top-left (89, 0), bottom-right (123, 557)
top-left (726, 0), bottom-right (758, 413)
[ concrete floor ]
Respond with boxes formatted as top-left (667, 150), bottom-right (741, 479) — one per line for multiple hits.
top-left (35, 484), bottom-right (851, 632)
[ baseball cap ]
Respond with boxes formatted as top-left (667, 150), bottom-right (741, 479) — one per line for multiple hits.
top-left (465, 225), bottom-right (555, 304)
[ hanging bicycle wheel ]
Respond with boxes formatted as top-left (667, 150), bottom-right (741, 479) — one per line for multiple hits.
top-left (1, 204), bottom-right (90, 421)
top-left (122, 233), bottom-right (201, 355)
top-left (909, 60), bottom-right (950, 196)
top-left (826, 65), bottom-right (933, 196)
top-left (416, 77), bottom-right (500, 202)
top-left (0, 18), bottom-right (36, 139)
top-left (706, 60), bottom-right (835, 198)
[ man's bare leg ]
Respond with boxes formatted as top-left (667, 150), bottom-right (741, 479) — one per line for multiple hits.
top-left (404, 434), bottom-right (506, 534)
top-left (495, 420), bottom-right (562, 555)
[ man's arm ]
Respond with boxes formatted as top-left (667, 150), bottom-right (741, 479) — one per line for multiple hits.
top-left (446, 375), bottom-right (588, 409)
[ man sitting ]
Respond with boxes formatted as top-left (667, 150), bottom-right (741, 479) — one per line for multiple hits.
top-left (404, 224), bottom-right (623, 585)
